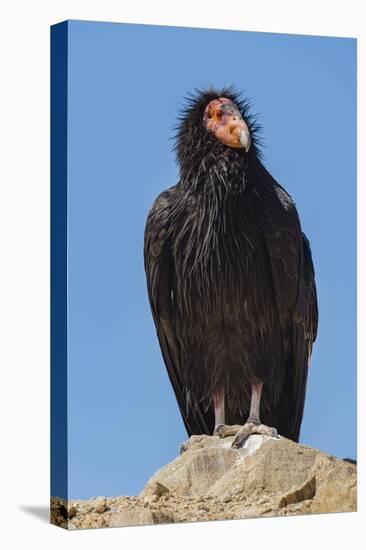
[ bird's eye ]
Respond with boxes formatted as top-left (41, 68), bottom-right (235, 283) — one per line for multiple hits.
top-left (216, 110), bottom-right (222, 119)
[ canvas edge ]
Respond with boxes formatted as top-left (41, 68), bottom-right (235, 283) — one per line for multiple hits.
top-left (50, 20), bottom-right (69, 530)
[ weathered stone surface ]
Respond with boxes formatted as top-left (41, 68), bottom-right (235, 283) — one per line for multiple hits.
top-left (50, 433), bottom-right (356, 530)
top-left (108, 509), bottom-right (155, 528)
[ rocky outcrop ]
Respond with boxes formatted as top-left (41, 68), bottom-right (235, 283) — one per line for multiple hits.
top-left (50, 433), bottom-right (356, 530)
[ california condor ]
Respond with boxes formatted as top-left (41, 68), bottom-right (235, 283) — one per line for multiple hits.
top-left (144, 87), bottom-right (318, 447)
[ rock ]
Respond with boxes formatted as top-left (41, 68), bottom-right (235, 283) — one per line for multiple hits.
top-left (50, 434), bottom-right (356, 530)
top-left (151, 510), bottom-right (174, 524)
top-left (144, 481), bottom-right (170, 499)
top-left (67, 505), bottom-right (78, 519)
top-left (278, 475), bottom-right (316, 508)
top-left (108, 509), bottom-right (155, 528)
top-left (93, 497), bottom-right (107, 514)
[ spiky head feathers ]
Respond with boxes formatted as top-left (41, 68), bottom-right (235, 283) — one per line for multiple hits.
top-left (173, 86), bottom-right (262, 182)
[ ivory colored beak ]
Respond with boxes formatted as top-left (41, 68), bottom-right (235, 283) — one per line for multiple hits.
top-left (239, 127), bottom-right (251, 153)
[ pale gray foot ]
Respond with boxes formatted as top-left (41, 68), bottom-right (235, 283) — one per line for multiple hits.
top-left (213, 424), bottom-right (243, 438)
top-left (232, 422), bottom-right (278, 448)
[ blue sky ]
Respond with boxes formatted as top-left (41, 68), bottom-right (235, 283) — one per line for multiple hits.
top-left (66, 20), bottom-right (356, 499)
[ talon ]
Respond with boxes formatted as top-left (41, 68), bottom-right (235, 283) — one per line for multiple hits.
top-left (232, 437), bottom-right (246, 449)
top-left (232, 433), bottom-right (249, 448)
top-left (213, 424), bottom-right (225, 437)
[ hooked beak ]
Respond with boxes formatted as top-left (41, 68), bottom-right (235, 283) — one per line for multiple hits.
top-left (216, 113), bottom-right (251, 151)
top-left (239, 127), bottom-right (251, 153)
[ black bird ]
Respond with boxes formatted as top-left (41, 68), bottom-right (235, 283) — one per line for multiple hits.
top-left (144, 87), bottom-right (318, 447)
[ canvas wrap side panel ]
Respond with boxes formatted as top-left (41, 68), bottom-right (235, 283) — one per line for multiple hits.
top-left (51, 21), bottom-right (68, 502)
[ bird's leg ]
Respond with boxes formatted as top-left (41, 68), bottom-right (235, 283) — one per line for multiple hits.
top-left (214, 382), bottom-right (268, 438)
top-left (247, 381), bottom-right (263, 424)
top-left (213, 388), bottom-right (226, 434)
top-left (212, 390), bottom-right (248, 438)
top-left (212, 388), bottom-right (243, 437)
top-left (232, 381), bottom-right (278, 448)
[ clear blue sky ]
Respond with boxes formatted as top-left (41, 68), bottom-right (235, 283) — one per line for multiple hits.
top-left (66, 20), bottom-right (356, 499)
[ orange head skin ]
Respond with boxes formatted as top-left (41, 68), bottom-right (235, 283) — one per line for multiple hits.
top-left (203, 98), bottom-right (251, 152)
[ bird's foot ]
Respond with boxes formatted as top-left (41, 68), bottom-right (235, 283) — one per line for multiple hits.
top-left (232, 422), bottom-right (278, 448)
top-left (213, 424), bottom-right (243, 438)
